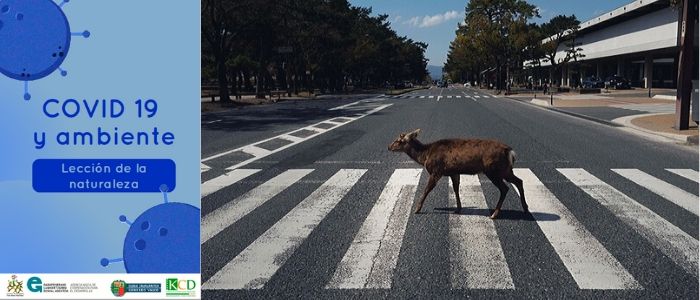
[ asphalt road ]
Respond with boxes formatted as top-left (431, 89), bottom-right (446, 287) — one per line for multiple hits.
top-left (200, 86), bottom-right (699, 299)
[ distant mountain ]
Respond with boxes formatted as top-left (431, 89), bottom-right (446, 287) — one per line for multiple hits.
top-left (427, 65), bottom-right (443, 80)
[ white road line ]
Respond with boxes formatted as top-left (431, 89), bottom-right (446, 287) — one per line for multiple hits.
top-left (205, 119), bottom-right (222, 124)
top-left (420, 96), bottom-right (425, 99)
top-left (447, 95), bottom-right (453, 99)
top-left (205, 169), bottom-right (366, 290)
top-left (429, 96), bottom-right (435, 99)
top-left (326, 169), bottom-right (422, 289)
top-left (201, 169), bottom-right (314, 243)
top-left (200, 163), bottom-right (211, 173)
top-left (449, 175), bottom-right (514, 289)
top-left (474, 96), bottom-right (481, 98)
top-left (202, 104), bottom-right (392, 169)
top-left (666, 169), bottom-right (699, 182)
top-left (456, 95), bottom-right (462, 98)
top-left (201, 169), bottom-right (261, 198)
top-left (241, 145), bottom-right (271, 157)
top-left (278, 134), bottom-right (305, 143)
top-left (329, 100), bottom-right (365, 111)
top-left (612, 169), bottom-right (698, 215)
top-left (514, 169), bottom-right (640, 289)
top-left (558, 168), bottom-right (699, 278)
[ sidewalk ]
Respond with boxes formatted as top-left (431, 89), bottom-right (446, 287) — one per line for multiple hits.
top-left (201, 92), bottom-right (381, 113)
top-left (485, 89), bottom-right (698, 145)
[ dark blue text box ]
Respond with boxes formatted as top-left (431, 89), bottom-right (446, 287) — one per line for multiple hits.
top-left (33, 159), bottom-right (176, 193)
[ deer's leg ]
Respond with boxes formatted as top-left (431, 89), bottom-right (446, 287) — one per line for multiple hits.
top-left (486, 173), bottom-right (509, 219)
top-left (415, 174), bottom-right (439, 214)
top-left (504, 171), bottom-right (528, 212)
top-left (450, 175), bottom-right (461, 213)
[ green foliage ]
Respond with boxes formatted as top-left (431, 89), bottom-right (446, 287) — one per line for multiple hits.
top-left (445, 0), bottom-right (539, 88)
top-left (201, 0), bottom-right (429, 98)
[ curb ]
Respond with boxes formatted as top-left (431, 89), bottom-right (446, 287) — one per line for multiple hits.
top-left (612, 113), bottom-right (699, 145)
top-left (521, 98), bottom-right (622, 127)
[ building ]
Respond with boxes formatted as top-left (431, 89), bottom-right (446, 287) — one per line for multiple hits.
top-left (539, 0), bottom-right (698, 89)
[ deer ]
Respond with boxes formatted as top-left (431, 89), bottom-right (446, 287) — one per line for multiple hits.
top-left (388, 129), bottom-right (527, 219)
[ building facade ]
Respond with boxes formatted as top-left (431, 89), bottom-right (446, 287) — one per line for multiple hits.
top-left (540, 0), bottom-right (698, 89)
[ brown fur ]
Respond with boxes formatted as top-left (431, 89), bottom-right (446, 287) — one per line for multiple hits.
top-left (388, 129), bottom-right (528, 219)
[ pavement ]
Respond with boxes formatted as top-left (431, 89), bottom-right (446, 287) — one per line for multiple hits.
top-left (200, 86), bottom-right (698, 299)
top-left (501, 88), bottom-right (699, 145)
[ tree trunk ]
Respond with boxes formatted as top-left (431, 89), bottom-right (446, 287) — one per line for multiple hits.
top-left (217, 55), bottom-right (230, 103)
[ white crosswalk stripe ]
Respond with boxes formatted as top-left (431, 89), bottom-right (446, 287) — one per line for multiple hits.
top-left (612, 169), bottom-right (698, 215)
top-left (201, 169), bottom-right (314, 243)
top-left (449, 175), bottom-right (515, 289)
top-left (327, 169), bottom-right (422, 289)
top-left (666, 168), bottom-right (699, 182)
top-left (201, 169), bottom-right (261, 198)
top-left (514, 169), bottom-right (640, 289)
top-left (205, 169), bottom-right (367, 290)
top-left (201, 167), bottom-right (698, 291)
top-left (558, 168), bottom-right (699, 278)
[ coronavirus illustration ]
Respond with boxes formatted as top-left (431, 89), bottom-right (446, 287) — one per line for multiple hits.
top-left (100, 185), bottom-right (200, 273)
top-left (0, 0), bottom-right (90, 100)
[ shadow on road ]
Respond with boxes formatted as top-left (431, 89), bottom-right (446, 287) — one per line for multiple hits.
top-left (433, 207), bottom-right (560, 221)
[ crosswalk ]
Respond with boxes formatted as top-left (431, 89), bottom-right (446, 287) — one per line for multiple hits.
top-left (201, 166), bottom-right (699, 291)
top-left (378, 94), bottom-right (498, 100)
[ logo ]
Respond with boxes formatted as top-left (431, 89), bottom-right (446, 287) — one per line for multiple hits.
top-left (111, 280), bottom-right (126, 297)
top-left (166, 278), bottom-right (196, 297)
top-left (6, 275), bottom-right (24, 297)
top-left (111, 280), bottom-right (161, 297)
top-left (27, 277), bottom-right (42, 293)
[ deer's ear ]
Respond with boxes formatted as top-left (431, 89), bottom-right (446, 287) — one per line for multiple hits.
top-left (406, 129), bottom-right (421, 139)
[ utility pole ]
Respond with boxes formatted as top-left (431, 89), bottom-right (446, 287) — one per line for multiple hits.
top-left (675, 0), bottom-right (697, 130)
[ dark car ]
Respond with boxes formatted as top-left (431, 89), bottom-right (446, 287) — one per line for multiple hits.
top-left (581, 76), bottom-right (604, 88)
top-left (437, 81), bottom-right (448, 88)
top-left (604, 75), bottom-right (631, 89)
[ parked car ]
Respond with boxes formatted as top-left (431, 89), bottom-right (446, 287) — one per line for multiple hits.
top-left (604, 75), bottom-right (631, 89)
top-left (581, 76), bottom-right (604, 88)
top-left (437, 81), bottom-right (448, 88)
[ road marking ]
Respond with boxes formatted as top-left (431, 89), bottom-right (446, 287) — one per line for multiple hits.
top-left (200, 163), bottom-right (211, 173)
top-left (447, 95), bottom-right (453, 99)
top-left (558, 168), bottom-right (699, 278)
top-left (612, 169), bottom-right (698, 215)
top-left (429, 96), bottom-right (434, 99)
top-left (420, 96), bottom-right (425, 99)
top-left (474, 96), bottom-right (480, 98)
top-left (205, 119), bottom-right (222, 124)
top-left (201, 169), bottom-right (261, 198)
top-left (327, 169), bottom-right (422, 289)
top-left (278, 134), bottom-right (305, 143)
top-left (449, 175), bottom-right (514, 289)
top-left (456, 95), bottom-right (462, 98)
top-left (201, 169), bottom-right (314, 243)
top-left (205, 169), bottom-right (367, 290)
top-left (514, 169), bottom-right (640, 289)
top-left (203, 169), bottom-right (367, 289)
top-left (666, 169), bottom-right (699, 182)
top-left (202, 104), bottom-right (392, 169)
top-left (241, 145), bottom-right (272, 157)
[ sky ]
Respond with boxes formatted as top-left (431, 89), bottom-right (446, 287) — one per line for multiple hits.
top-left (348, 0), bottom-right (635, 66)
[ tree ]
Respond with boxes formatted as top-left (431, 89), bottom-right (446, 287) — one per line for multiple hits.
top-left (540, 14), bottom-right (580, 85)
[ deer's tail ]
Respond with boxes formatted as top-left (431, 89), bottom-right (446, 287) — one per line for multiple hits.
top-left (508, 150), bottom-right (517, 168)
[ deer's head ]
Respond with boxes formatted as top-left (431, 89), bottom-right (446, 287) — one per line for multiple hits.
top-left (388, 129), bottom-right (421, 152)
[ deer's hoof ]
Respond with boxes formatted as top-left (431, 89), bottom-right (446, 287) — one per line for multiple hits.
top-left (489, 210), bottom-right (500, 219)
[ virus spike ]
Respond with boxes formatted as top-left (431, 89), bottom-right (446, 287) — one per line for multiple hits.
top-left (160, 184), bottom-right (169, 203)
top-left (100, 257), bottom-right (123, 267)
top-left (71, 30), bottom-right (90, 38)
top-left (23, 81), bottom-right (30, 101)
top-left (59, 67), bottom-right (67, 77)
top-left (59, 0), bottom-right (70, 8)
top-left (118, 215), bottom-right (133, 226)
